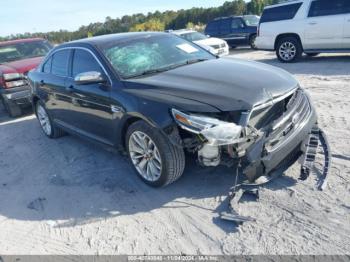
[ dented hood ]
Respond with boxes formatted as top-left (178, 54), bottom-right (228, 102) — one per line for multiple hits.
top-left (124, 58), bottom-right (298, 112)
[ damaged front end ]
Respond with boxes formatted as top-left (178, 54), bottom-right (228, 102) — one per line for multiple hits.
top-left (171, 87), bottom-right (331, 223)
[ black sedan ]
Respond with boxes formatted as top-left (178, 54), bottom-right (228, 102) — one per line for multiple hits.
top-left (28, 32), bottom-right (317, 187)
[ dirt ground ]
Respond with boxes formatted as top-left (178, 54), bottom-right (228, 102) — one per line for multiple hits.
top-left (0, 49), bottom-right (349, 255)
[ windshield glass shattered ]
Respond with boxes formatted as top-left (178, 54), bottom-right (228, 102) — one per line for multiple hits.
top-left (102, 34), bottom-right (214, 79)
top-left (0, 41), bottom-right (52, 64)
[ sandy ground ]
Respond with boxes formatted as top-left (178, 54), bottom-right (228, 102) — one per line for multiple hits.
top-left (0, 49), bottom-right (349, 255)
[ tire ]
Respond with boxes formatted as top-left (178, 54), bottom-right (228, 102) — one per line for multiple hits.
top-left (276, 36), bottom-right (302, 63)
top-left (306, 53), bottom-right (319, 57)
top-left (1, 96), bottom-right (22, 118)
top-left (35, 101), bottom-right (65, 138)
top-left (126, 120), bottom-right (185, 187)
top-left (249, 34), bottom-right (257, 50)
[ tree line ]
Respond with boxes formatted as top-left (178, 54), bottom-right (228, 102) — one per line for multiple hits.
top-left (0, 0), bottom-right (279, 44)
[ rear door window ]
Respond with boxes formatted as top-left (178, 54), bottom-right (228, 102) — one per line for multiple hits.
top-left (260, 3), bottom-right (303, 23)
top-left (308, 0), bottom-right (349, 17)
top-left (51, 50), bottom-right (70, 77)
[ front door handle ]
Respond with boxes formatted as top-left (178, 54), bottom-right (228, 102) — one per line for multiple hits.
top-left (308, 22), bottom-right (317, 25)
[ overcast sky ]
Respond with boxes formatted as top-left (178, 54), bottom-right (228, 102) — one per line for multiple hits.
top-left (0, 0), bottom-right (244, 37)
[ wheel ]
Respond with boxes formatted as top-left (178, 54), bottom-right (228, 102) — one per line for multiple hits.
top-left (306, 53), bottom-right (319, 57)
top-left (36, 101), bottom-right (65, 138)
top-left (249, 34), bottom-right (257, 50)
top-left (276, 37), bottom-right (302, 63)
top-left (1, 96), bottom-right (22, 117)
top-left (126, 121), bottom-right (185, 187)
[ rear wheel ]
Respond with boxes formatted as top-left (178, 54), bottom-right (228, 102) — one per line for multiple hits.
top-left (36, 101), bottom-right (65, 138)
top-left (249, 34), bottom-right (257, 50)
top-left (1, 96), bottom-right (22, 118)
top-left (126, 121), bottom-right (185, 187)
top-left (276, 37), bottom-right (302, 63)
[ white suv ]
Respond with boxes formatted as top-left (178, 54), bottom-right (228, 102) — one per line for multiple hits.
top-left (255, 0), bottom-right (350, 62)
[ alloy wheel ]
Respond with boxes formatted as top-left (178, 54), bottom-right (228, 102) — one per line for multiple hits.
top-left (128, 131), bottom-right (162, 182)
top-left (279, 42), bottom-right (297, 61)
top-left (37, 104), bottom-right (52, 136)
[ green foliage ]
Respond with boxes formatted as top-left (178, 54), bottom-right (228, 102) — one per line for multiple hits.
top-left (0, 0), bottom-right (280, 44)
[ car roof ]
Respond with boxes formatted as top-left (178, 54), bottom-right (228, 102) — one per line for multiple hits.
top-left (0, 38), bottom-right (46, 46)
top-left (63, 32), bottom-right (169, 48)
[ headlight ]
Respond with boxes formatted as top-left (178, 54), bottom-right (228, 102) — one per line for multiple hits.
top-left (171, 109), bottom-right (243, 145)
top-left (3, 73), bottom-right (23, 81)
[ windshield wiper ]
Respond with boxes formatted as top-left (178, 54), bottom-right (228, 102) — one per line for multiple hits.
top-left (185, 58), bottom-right (209, 65)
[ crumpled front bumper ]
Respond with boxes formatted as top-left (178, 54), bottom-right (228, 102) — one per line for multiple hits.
top-left (242, 96), bottom-right (318, 181)
top-left (0, 85), bottom-right (31, 105)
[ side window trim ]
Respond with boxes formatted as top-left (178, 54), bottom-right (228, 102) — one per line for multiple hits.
top-left (42, 56), bottom-right (52, 74)
top-left (58, 47), bottom-right (112, 84)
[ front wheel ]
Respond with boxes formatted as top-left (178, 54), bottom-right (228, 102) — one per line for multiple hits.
top-left (276, 37), bottom-right (302, 63)
top-left (126, 121), bottom-right (185, 187)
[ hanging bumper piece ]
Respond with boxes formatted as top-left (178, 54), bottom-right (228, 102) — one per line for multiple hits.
top-left (220, 127), bottom-right (332, 224)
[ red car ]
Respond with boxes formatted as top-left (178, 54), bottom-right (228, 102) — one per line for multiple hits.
top-left (0, 38), bottom-right (52, 117)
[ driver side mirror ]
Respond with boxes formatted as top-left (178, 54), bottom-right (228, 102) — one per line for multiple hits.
top-left (74, 71), bottom-right (106, 85)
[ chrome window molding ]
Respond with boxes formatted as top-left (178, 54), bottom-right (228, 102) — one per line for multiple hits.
top-left (41, 46), bottom-right (113, 85)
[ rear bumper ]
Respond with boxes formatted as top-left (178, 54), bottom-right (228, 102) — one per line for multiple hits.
top-left (0, 85), bottom-right (31, 105)
top-left (255, 36), bottom-right (275, 51)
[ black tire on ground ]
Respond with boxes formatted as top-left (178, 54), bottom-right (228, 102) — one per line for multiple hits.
top-left (276, 36), bottom-right (303, 63)
top-left (1, 96), bottom-right (22, 117)
top-left (126, 120), bottom-right (185, 187)
top-left (306, 53), bottom-right (319, 57)
top-left (249, 34), bottom-right (257, 50)
top-left (35, 100), bottom-right (65, 139)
